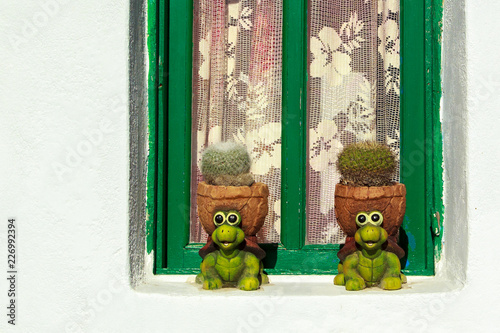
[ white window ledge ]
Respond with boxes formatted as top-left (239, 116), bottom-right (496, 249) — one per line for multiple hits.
top-left (135, 274), bottom-right (463, 297)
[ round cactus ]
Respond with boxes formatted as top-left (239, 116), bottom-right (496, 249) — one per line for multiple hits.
top-left (337, 141), bottom-right (396, 187)
top-left (201, 142), bottom-right (254, 186)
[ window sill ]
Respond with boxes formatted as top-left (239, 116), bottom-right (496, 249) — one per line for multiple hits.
top-left (135, 274), bottom-right (462, 297)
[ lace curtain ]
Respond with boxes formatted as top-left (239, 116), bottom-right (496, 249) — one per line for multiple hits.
top-left (306, 0), bottom-right (400, 244)
top-left (191, 0), bottom-right (283, 243)
top-left (190, 0), bottom-right (400, 245)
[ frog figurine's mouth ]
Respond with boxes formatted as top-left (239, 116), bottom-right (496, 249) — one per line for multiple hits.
top-left (211, 222), bottom-right (246, 252)
top-left (357, 224), bottom-right (388, 251)
top-left (217, 234), bottom-right (237, 248)
top-left (362, 236), bottom-right (382, 249)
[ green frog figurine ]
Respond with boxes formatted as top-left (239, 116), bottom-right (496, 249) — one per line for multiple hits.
top-left (334, 211), bottom-right (406, 291)
top-left (196, 210), bottom-right (267, 291)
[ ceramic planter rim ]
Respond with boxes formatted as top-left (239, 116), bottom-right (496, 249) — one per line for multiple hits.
top-left (334, 182), bottom-right (407, 237)
top-left (196, 181), bottom-right (269, 236)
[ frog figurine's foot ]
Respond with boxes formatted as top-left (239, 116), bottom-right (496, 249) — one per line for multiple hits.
top-left (345, 277), bottom-right (366, 291)
top-left (238, 277), bottom-right (260, 291)
top-left (401, 273), bottom-right (407, 284)
top-left (380, 276), bottom-right (402, 290)
top-left (203, 277), bottom-right (223, 290)
top-left (334, 273), bottom-right (345, 286)
top-left (195, 273), bottom-right (203, 284)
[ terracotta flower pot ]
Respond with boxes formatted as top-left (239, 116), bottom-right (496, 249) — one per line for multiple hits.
top-left (197, 181), bottom-right (269, 236)
top-left (335, 183), bottom-right (406, 237)
top-left (335, 183), bottom-right (406, 259)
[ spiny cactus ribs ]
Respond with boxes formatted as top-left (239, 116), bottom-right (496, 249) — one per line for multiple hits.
top-left (201, 142), bottom-right (255, 186)
top-left (337, 141), bottom-right (396, 187)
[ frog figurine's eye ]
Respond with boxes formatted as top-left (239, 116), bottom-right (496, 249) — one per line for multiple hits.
top-left (369, 211), bottom-right (383, 226)
top-left (213, 211), bottom-right (226, 226)
top-left (356, 212), bottom-right (369, 227)
top-left (226, 211), bottom-right (241, 226)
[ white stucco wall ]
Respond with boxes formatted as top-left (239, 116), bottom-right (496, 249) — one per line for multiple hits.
top-left (1, 0), bottom-right (499, 332)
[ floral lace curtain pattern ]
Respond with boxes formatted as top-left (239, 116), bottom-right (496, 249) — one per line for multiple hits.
top-left (191, 0), bottom-right (283, 243)
top-left (306, 0), bottom-right (400, 244)
top-left (190, 0), bottom-right (400, 245)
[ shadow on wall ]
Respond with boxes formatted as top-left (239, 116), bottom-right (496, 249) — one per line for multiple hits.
top-left (441, 0), bottom-right (468, 283)
top-left (129, 0), bottom-right (148, 287)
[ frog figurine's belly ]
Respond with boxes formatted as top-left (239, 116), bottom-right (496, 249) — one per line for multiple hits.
top-left (215, 253), bottom-right (244, 282)
top-left (357, 253), bottom-right (386, 286)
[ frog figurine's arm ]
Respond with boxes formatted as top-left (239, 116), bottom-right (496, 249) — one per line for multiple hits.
top-left (342, 253), bottom-right (366, 291)
top-left (380, 251), bottom-right (403, 290)
top-left (199, 252), bottom-right (223, 290)
top-left (237, 252), bottom-right (261, 291)
top-left (334, 262), bottom-right (345, 285)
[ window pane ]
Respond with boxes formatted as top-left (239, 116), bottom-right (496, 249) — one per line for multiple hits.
top-left (190, 0), bottom-right (283, 243)
top-left (306, 0), bottom-right (400, 244)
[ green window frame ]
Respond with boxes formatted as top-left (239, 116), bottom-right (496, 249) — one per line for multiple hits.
top-left (146, 0), bottom-right (444, 275)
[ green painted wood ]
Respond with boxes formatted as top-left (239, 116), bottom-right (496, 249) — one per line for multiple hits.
top-left (165, 244), bottom-right (341, 275)
top-left (164, 0), bottom-right (193, 269)
top-left (146, 0), bottom-right (158, 256)
top-left (281, 0), bottom-right (307, 250)
top-left (155, 0), bottom-right (167, 270)
top-left (426, 0), bottom-right (444, 257)
top-left (400, 0), bottom-right (433, 274)
top-left (148, 0), bottom-right (443, 276)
